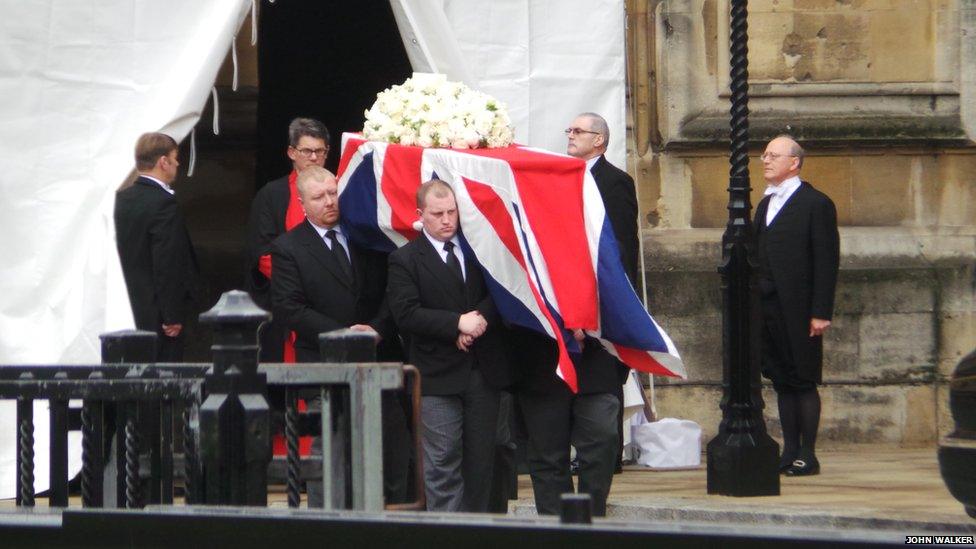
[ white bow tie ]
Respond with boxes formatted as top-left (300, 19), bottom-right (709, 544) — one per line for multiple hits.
top-left (764, 184), bottom-right (786, 197)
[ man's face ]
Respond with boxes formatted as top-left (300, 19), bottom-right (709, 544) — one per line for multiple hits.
top-left (287, 135), bottom-right (328, 172)
top-left (299, 174), bottom-right (340, 227)
top-left (161, 149), bottom-right (179, 184)
top-left (419, 191), bottom-right (458, 242)
top-left (566, 116), bottom-right (603, 160)
top-left (761, 137), bottom-right (800, 184)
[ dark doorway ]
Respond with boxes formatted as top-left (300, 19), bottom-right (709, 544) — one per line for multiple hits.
top-left (257, 0), bottom-right (413, 184)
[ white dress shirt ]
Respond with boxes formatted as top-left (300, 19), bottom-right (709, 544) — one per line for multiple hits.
top-left (309, 221), bottom-right (351, 262)
top-left (141, 174), bottom-right (174, 195)
top-left (764, 175), bottom-right (801, 226)
top-left (424, 229), bottom-right (466, 280)
top-left (585, 155), bottom-right (599, 172)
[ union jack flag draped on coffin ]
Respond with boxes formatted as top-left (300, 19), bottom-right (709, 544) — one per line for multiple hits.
top-left (336, 133), bottom-right (685, 393)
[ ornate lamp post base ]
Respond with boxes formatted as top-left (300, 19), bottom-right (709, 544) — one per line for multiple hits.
top-left (707, 432), bottom-right (780, 496)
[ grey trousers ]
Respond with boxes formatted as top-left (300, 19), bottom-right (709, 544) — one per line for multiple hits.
top-left (421, 370), bottom-right (499, 512)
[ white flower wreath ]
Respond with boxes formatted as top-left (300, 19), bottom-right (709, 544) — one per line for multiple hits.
top-left (363, 73), bottom-right (515, 149)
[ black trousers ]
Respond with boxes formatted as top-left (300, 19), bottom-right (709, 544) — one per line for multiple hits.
top-left (760, 288), bottom-right (816, 392)
top-left (518, 390), bottom-right (620, 517)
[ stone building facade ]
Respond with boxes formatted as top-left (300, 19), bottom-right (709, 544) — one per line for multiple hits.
top-left (625, 0), bottom-right (976, 445)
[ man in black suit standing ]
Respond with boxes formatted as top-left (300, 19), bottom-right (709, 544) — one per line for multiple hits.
top-left (755, 135), bottom-right (839, 476)
top-left (386, 179), bottom-right (512, 513)
top-left (246, 117), bottom-right (330, 362)
top-left (510, 113), bottom-right (637, 517)
top-left (115, 132), bottom-right (198, 362)
top-left (270, 166), bottom-right (410, 505)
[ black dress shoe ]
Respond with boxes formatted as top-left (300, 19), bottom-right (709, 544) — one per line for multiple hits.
top-left (784, 457), bottom-right (820, 476)
top-left (779, 455), bottom-right (798, 474)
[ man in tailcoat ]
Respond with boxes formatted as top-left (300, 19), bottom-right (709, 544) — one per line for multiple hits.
top-left (755, 135), bottom-right (840, 476)
top-left (386, 179), bottom-right (513, 513)
top-left (271, 166), bottom-right (410, 505)
top-left (246, 117), bottom-right (330, 361)
top-left (115, 132), bottom-right (199, 362)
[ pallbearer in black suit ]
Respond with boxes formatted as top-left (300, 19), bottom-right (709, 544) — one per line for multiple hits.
top-left (386, 179), bottom-right (512, 513)
top-left (511, 114), bottom-right (636, 517)
top-left (568, 112), bottom-right (640, 477)
top-left (755, 135), bottom-right (840, 477)
top-left (270, 166), bottom-right (410, 505)
top-left (114, 132), bottom-right (199, 362)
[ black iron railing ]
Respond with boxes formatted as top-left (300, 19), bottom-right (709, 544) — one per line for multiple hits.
top-left (0, 290), bottom-right (421, 512)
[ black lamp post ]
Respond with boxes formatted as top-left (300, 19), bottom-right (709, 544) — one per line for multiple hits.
top-left (705, 0), bottom-right (780, 496)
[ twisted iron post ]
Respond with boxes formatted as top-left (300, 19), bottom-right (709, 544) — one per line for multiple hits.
top-left (81, 403), bottom-right (96, 507)
top-left (706, 0), bottom-right (780, 496)
top-left (183, 405), bottom-right (197, 504)
top-left (125, 416), bottom-right (142, 508)
top-left (18, 399), bottom-right (35, 507)
top-left (285, 389), bottom-right (301, 509)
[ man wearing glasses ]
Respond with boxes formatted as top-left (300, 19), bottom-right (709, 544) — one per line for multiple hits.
top-left (511, 113), bottom-right (637, 516)
top-left (245, 117), bottom-right (330, 362)
top-left (755, 135), bottom-right (839, 477)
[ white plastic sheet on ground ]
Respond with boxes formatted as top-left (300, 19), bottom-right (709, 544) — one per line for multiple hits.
top-left (389, 0), bottom-right (628, 168)
top-left (0, 0), bottom-right (250, 498)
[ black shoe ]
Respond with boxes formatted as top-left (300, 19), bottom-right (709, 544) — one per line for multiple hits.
top-left (784, 457), bottom-right (820, 476)
top-left (778, 454), bottom-right (797, 474)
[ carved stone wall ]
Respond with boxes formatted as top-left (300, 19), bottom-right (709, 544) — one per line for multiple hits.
top-left (625, 0), bottom-right (976, 445)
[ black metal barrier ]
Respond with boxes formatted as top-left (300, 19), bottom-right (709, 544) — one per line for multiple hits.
top-left (0, 291), bottom-right (420, 511)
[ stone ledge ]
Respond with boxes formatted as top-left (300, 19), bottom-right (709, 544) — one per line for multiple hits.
top-left (643, 227), bottom-right (976, 271)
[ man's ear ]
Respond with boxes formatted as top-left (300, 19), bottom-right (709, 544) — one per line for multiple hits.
top-left (416, 208), bottom-right (423, 217)
top-left (595, 133), bottom-right (607, 149)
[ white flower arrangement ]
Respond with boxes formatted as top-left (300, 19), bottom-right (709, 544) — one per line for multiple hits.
top-left (363, 73), bottom-right (515, 149)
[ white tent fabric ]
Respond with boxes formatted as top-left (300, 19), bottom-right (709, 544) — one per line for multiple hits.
top-left (0, 0), bottom-right (250, 497)
top-left (389, 0), bottom-right (628, 168)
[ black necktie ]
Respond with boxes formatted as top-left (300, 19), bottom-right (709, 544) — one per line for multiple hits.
top-left (443, 241), bottom-right (464, 283)
top-left (326, 229), bottom-right (353, 280)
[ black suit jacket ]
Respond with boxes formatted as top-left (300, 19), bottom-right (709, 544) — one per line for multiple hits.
top-left (386, 234), bottom-right (512, 395)
top-left (245, 175), bottom-right (291, 310)
top-left (755, 181), bottom-right (840, 382)
top-left (114, 176), bottom-right (199, 331)
top-left (590, 155), bottom-right (639, 289)
top-left (271, 220), bottom-right (399, 362)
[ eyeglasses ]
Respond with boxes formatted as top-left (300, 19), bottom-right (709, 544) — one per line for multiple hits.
top-left (293, 147), bottom-right (328, 158)
top-left (564, 128), bottom-right (601, 136)
top-left (759, 152), bottom-right (796, 161)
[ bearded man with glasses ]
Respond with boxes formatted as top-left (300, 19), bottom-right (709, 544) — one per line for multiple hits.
top-left (245, 117), bottom-right (331, 362)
